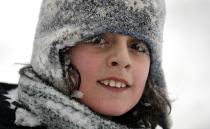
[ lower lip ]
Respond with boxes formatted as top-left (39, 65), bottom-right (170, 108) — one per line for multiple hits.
top-left (97, 82), bottom-right (128, 93)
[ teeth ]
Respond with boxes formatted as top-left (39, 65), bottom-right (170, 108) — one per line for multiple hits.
top-left (116, 82), bottom-right (121, 88)
top-left (104, 80), bottom-right (109, 85)
top-left (121, 83), bottom-right (126, 88)
top-left (100, 80), bottom-right (127, 88)
top-left (110, 80), bottom-right (115, 87)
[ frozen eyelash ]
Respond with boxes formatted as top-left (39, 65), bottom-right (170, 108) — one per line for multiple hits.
top-left (83, 35), bottom-right (102, 44)
top-left (131, 42), bottom-right (150, 55)
top-left (136, 43), bottom-right (146, 51)
top-left (82, 35), bottom-right (109, 48)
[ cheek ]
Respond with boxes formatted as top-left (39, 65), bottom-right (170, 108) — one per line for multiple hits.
top-left (70, 51), bottom-right (103, 89)
top-left (71, 49), bottom-right (99, 75)
top-left (134, 66), bottom-right (150, 83)
top-left (132, 61), bottom-right (150, 95)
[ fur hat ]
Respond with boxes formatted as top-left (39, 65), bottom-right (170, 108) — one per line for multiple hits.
top-left (31, 0), bottom-right (166, 95)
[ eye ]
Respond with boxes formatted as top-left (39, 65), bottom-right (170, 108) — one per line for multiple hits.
top-left (84, 35), bottom-right (110, 48)
top-left (129, 42), bottom-right (150, 56)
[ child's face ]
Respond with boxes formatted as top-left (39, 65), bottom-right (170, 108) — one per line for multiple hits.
top-left (70, 33), bottom-right (150, 116)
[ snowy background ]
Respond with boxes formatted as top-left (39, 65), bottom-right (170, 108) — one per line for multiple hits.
top-left (0, 0), bottom-right (210, 129)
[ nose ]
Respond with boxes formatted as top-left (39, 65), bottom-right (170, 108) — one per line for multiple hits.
top-left (107, 45), bottom-right (131, 70)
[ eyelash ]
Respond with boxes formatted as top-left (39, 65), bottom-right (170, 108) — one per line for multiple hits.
top-left (85, 35), bottom-right (110, 48)
top-left (84, 36), bottom-right (149, 55)
top-left (129, 42), bottom-right (150, 55)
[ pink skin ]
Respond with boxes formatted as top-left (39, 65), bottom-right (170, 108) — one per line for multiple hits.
top-left (70, 32), bottom-right (150, 116)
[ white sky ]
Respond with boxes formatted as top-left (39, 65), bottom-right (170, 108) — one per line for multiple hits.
top-left (0, 0), bottom-right (210, 129)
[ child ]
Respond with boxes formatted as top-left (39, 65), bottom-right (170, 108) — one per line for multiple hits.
top-left (0, 0), bottom-right (171, 129)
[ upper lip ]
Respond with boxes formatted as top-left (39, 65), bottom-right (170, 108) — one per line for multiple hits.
top-left (98, 77), bottom-right (131, 86)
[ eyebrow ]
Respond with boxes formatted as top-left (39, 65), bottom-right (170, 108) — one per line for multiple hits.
top-left (128, 38), bottom-right (145, 45)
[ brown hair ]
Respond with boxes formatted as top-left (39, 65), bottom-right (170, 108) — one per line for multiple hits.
top-left (112, 80), bottom-right (171, 129)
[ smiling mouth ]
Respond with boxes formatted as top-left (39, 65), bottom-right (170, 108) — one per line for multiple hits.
top-left (97, 80), bottom-right (129, 88)
top-left (97, 80), bottom-right (129, 92)
top-left (96, 77), bottom-right (131, 92)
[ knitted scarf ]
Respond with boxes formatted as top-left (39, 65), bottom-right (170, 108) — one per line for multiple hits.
top-left (17, 67), bottom-right (149, 129)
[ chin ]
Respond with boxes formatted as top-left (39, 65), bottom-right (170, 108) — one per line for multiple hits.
top-left (96, 104), bottom-right (130, 117)
top-left (106, 111), bottom-right (127, 116)
top-left (81, 96), bottom-right (136, 117)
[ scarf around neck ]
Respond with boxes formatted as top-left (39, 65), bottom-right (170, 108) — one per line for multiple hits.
top-left (17, 67), bottom-right (148, 129)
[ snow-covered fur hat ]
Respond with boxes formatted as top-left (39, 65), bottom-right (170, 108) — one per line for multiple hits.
top-left (25, 0), bottom-right (171, 128)
top-left (32, 0), bottom-right (166, 95)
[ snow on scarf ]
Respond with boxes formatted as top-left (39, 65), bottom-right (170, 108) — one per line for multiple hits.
top-left (16, 67), bottom-right (150, 129)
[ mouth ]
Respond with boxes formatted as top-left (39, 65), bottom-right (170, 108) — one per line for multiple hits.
top-left (97, 77), bottom-right (130, 92)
